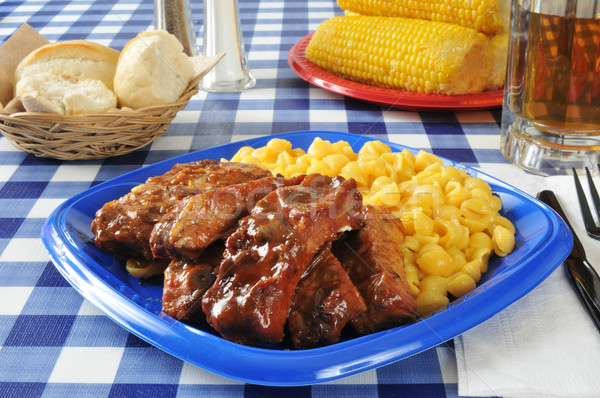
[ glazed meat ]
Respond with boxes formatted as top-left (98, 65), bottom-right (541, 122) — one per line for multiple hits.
top-left (90, 155), bottom-right (424, 349)
top-left (333, 205), bottom-right (417, 334)
top-left (288, 243), bottom-right (366, 349)
top-left (162, 242), bottom-right (225, 322)
top-left (91, 160), bottom-right (271, 260)
top-left (202, 174), bottom-right (363, 345)
top-left (150, 175), bottom-right (305, 260)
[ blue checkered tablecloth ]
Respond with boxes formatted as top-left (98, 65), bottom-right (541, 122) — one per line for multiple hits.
top-left (0, 1), bottom-right (517, 397)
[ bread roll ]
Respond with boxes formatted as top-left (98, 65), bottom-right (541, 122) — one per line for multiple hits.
top-left (15, 72), bottom-right (117, 115)
top-left (14, 40), bottom-right (119, 90)
top-left (114, 30), bottom-right (195, 109)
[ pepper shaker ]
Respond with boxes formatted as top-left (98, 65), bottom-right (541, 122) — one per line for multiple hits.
top-left (154, 0), bottom-right (198, 56)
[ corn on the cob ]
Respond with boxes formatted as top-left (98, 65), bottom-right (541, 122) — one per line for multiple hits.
top-left (485, 33), bottom-right (508, 91)
top-left (306, 15), bottom-right (491, 95)
top-left (337, 0), bottom-right (510, 35)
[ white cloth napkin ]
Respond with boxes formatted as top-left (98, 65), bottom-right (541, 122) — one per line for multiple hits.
top-left (455, 165), bottom-right (600, 398)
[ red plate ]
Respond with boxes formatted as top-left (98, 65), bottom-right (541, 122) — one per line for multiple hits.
top-left (288, 33), bottom-right (503, 112)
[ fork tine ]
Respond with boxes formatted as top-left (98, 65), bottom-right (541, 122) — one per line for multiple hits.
top-left (573, 168), bottom-right (597, 233)
top-left (585, 166), bottom-right (600, 220)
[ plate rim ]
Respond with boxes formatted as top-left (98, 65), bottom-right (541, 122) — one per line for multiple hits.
top-left (41, 130), bottom-right (572, 386)
top-left (287, 33), bottom-right (504, 112)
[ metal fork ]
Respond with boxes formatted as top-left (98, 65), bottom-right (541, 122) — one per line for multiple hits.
top-left (573, 166), bottom-right (600, 240)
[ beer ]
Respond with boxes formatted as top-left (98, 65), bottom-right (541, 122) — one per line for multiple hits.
top-left (510, 10), bottom-right (600, 135)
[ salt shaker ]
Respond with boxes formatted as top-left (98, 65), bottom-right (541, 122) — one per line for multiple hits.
top-left (200, 0), bottom-right (256, 92)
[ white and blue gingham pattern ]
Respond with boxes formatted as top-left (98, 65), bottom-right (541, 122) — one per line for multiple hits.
top-left (0, 1), bottom-right (506, 397)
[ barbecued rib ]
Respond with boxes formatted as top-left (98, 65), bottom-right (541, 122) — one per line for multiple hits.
top-left (150, 175), bottom-right (306, 260)
top-left (333, 205), bottom-right (417, 334)
top-left (202, 174), bottom-right (363, 345)
top-left (162, 241), bottom-right (225, 322)
top-left (91, 160), bottom-right (272, 260)
top-left (288, 242), bottom-right (366, 349)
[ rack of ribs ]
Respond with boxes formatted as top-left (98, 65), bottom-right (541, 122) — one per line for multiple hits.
top-left (150, 175), bottom-right (305, 260)
top-left (202, 174), bottom-right (363, 345)
top-left (90, 157), bottom-right (422, 349)
top-left (288, 242), bottom-right (367, 349)
top-left (90, 160), bottom-right (272, 261)
top-left (333, 205), bottom-right (417, 334)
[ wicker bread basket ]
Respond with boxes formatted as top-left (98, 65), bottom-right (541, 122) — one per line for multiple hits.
top-left (0, 24), bottom-right (224, 161)
top-left (0, 74), bottom-right (202, 161)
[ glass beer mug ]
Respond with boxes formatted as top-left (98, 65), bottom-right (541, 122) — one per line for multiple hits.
top-left (500, 0), bottom-right (600, 175)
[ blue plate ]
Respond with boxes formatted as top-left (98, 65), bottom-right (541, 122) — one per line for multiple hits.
top-left (41, 131), bottom-right (573, 386)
